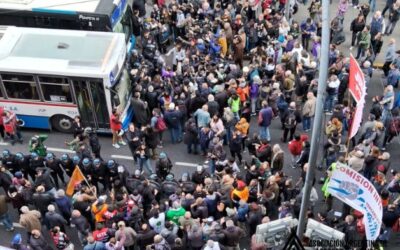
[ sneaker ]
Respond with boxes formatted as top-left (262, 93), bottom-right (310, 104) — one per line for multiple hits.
top-left (118, 140), bottom-right (127, 146)
top-left (291, 164), bottom-right (297, 169)
top-left (157, 144), bottom-right (163, 149)
top-left (6, 227), bottom-right (14, 232)
top-left (112, 143), bottom-right (120, 149)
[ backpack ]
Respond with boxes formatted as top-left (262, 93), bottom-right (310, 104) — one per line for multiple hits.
top-left (284, 112), bottom-right (297, 129)
top-left (389, 118), bottom-right (400, 135)
top-left (155, 117), bottom-right (167, 132)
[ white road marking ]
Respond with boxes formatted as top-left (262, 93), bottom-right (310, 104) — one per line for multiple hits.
top-left (47, 147), bottom-right (75, 154)
top-left (111, 154), bottom-right (134, 160)
top-left (175, 162), bottom-right (199, 168)
top-left (4, 220), bottom-right (60, 229)
top-left (13, 222), bottom-right (23, 228)
top-left (0, 142), bottom-right (9, 146)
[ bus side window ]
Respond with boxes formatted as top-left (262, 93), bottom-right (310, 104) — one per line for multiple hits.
top-left (39, 76), bottom-right (72, 103)
top-left (1, 74), bottom-right (39, 100)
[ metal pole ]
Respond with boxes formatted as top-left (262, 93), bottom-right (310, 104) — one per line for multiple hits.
top-left (296, 0), bottom-right (330, 239)
top-left (285, 0), bottom-right (291, 23)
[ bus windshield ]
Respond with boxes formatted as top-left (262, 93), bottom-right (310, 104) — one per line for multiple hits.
top-left (112, 68), bottom-right (131, 112)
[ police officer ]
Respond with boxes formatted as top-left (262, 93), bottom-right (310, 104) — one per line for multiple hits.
top-left (60, 154), bottom-right (74, 177)
top-left (161, 174), bottom-right (180, 200)
top-left (191, 165), bottom-right (210, 185)
top-left (85, 127), bottom-right (102, 160)
top-left (81, 158), bottom-right (93, 177)
top-left (91, 159), bottom-right (108, 193)
top-left (180, 173), bottom-right (196, 194)
top-left (72, 155), bottom-right (82, 169)
top-left (44, 153), bottom-right (65, 189)
top-left (106, 160), bottom-right (119, 188)
top-left (29, 152), bottom-right (44, 182)
top-left (2, 149), bottom-right (18, 174)
top-left (155, 152), bottom-right (173, 181)
top-left (15, 152), bottom-right (30, 180)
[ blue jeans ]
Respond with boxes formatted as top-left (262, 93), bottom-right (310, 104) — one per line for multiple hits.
top-left (356, 47), bottom-right (366, 59)
top-left (382, 109), bottom-right (391, 125)
top-left (302, 116), bottom-right (312, 131)
top-left (187, 143), bottom-right (199, 154)
top-left (169, 126), bottom-right (182, 143)
top-left (259, 126), bottom-right (271, 141)
top-left (324, 94), bottom-right (337, 112)
top-left (233, 112), bottom-right (240, 120)
top-left (209, 159), bottom-right (216, 176)
top-left (369, 0), bottom-right (376, 13)
top-left (0, 213), bottom-right (13, 230)
top-left (138, 158), bottom-right (153, 174)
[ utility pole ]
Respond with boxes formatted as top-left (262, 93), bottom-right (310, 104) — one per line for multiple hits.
top-left (285, 0), bottom-right (291, 23)
top-left (296, 0), bottom-right (330, 239)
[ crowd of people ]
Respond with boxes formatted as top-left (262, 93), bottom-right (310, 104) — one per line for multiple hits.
top-left (1, 0), bottom-right (400, 249)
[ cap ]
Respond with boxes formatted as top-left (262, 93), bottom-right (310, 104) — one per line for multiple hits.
top-left (14, 171), bottom-right (23, 179)
top-left (11, 234), bottom-right (22, 245)
top-left (31, 152), bottom-right (38, 158)
top-left (166, 174), bottom-right (174, 181)
top-left (134, 169), bottom-right (141, 176)
top-left (159, 152), bottom-right (167, 159)
top-left (93, 158), bottom-right (101, 165)
top-left (207, 217), bottom-right (214, 222)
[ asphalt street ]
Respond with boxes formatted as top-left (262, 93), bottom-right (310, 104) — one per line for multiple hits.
top-left (0, 0), bottom-right (399, 249)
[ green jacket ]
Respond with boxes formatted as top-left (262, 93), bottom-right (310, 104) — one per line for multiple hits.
top-left (357, 31), bottom-right (371, 49)
top-left (166, 207), bottom-right (186, 225)
top-left (321, 162), bottom-right (337, 198)
top-left (228, 97), bottom-right (241, 113)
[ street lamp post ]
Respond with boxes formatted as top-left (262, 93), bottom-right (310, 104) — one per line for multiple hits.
top-left (296, 0), bottom-right (330, 240)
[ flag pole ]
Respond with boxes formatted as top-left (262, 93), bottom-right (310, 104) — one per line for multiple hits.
top-left (74, 165), bottom-right (97, 198)
top-left (296, 0), bottom-right (330, 239)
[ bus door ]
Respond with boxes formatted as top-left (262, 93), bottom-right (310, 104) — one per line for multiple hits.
top-left (72, 79), bottom-right (110, 130)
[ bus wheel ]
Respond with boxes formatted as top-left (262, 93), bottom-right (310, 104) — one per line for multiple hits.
top-left (51, 115), bottom-right (73, 133)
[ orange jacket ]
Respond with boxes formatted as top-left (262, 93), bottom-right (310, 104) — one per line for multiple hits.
top-left (92, 203), bottom-right (108, 223)
top-left (231, 187), bottom-right (249, 202)
top-left (236, 86), bottom-right (249, 102)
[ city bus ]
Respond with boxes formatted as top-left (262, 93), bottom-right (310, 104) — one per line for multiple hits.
top-left (0, 0), bottom-right (135, 52)
top-left (0, 26), bottom-right (133, 133)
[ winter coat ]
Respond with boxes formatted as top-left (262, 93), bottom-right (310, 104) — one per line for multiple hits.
top-left (45, 211), bottom-right (67, 229)
top-left (164, 110), bottom-right (182, 129)
top-left (32, 192), bottom-right (54, 214)
top-left (0, 194), bottom-right (8, 216)
top-left (183, 120), bottom-right (198, 145)
top-left (131, 98), bottom-right (149, 125)
top-left (20, 210), bottom-right (42, 232)
top-left (29, 235), bottom-right (53, 250)
top-left (258, 107), bottom-right (273, 127)
top-left (223, 226), bottom-right (245, 247)
top-left (302, 96), bottom-right (316, 117)
top-left (357, 31), bottom-right (370, 49)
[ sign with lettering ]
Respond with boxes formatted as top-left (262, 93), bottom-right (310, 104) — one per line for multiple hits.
top-left (327, 165), bottom-right (382, 240)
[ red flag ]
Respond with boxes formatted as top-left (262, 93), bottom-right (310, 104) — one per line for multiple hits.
top-left (348, 54), bottom-right (366, 103)
top-left (349, 101), bottom-right (365, 139)
top-left (66, 166), bottom-right (85, 196)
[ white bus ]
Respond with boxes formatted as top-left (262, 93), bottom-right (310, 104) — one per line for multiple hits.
top-left (0, 0), bottom-right (135, 52)
top-left (0, 26), bottom-right (133, 133)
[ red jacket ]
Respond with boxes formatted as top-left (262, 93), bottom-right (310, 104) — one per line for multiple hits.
top-left (110, 114), bottom-right (122, 131)
top-left (288, 140), bottom-right (302, 156)
top-left (3, 112), bottom-right (16, 134)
